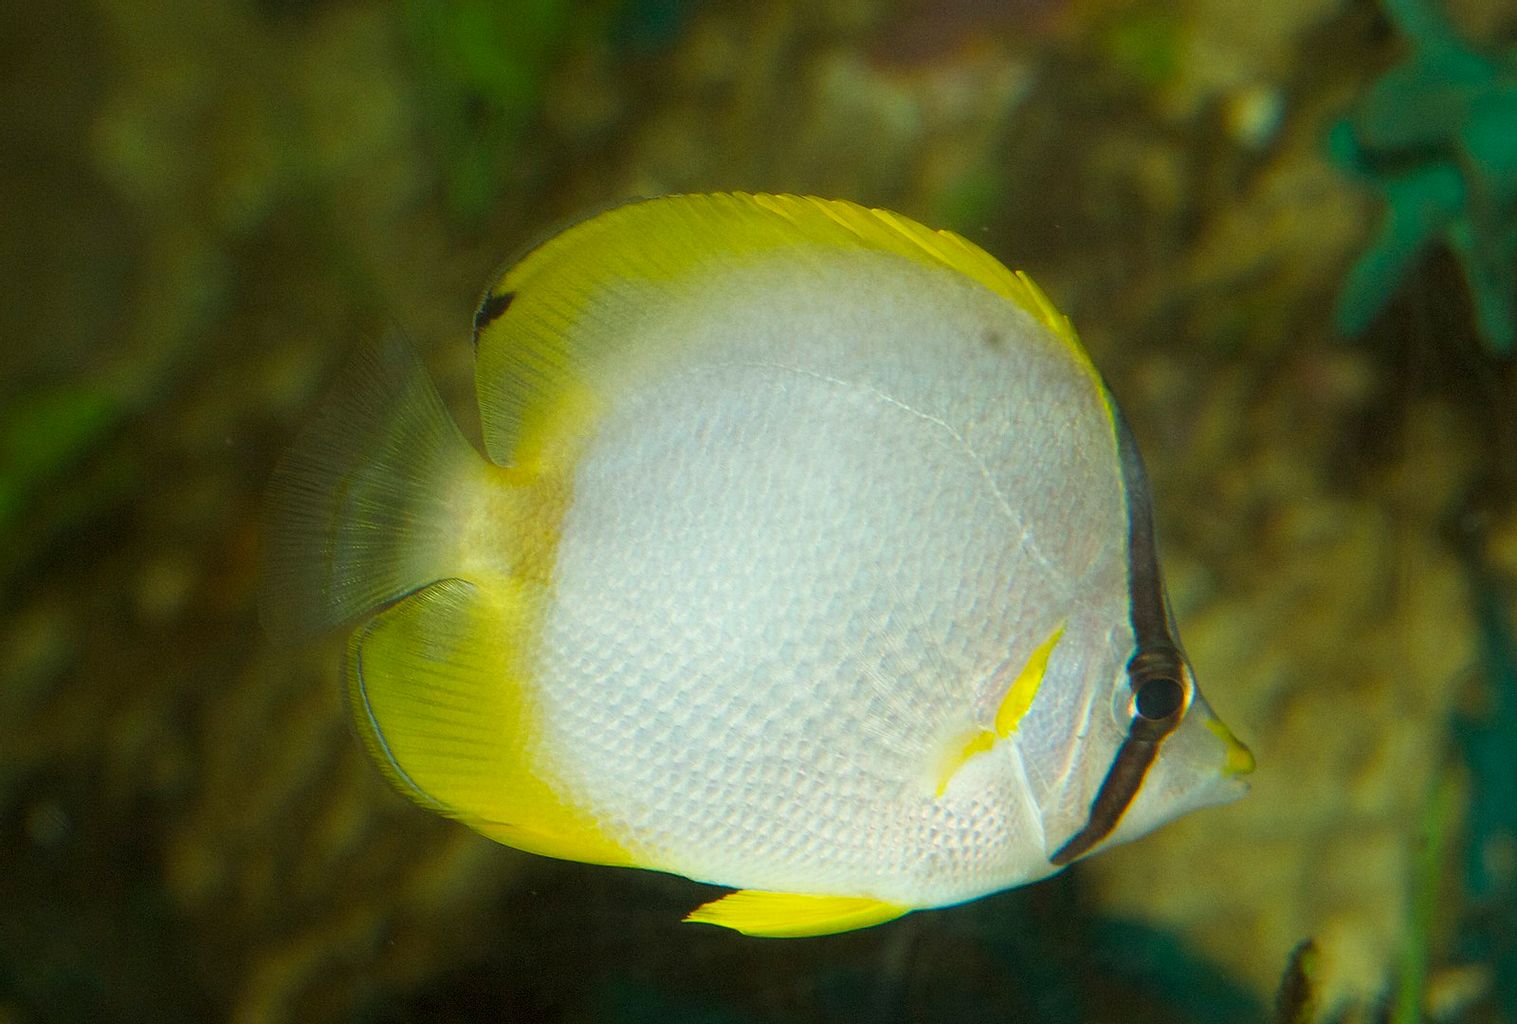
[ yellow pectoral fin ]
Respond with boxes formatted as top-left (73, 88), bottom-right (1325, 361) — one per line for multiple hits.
top-left (684, 890), bottom-right (910, 938)
top-left (934, 729), bottom-right (996, 797)
top-left (349, 577), bottom-right (631, 868)
top-left (932, 622), bottom-right (1065, 798)
top-left (994, 621), bottom-right (1065, 738)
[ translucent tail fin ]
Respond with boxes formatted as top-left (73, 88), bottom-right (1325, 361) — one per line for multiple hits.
top-left (259, 335), bottom-right (485, 643)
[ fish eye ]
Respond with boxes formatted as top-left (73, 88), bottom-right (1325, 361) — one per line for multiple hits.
top-left (1134, 676), bottom-right (1184, 721)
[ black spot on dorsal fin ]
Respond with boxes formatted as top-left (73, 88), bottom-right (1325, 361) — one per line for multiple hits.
top-left (472, 290), bottom-right (515, 347)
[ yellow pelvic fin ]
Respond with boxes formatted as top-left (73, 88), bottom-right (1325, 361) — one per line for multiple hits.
top-left (995, 622), bottom-right (1065, 738)
top-left (683, 889), bottom-right (909, 938)
top-left (348, 577), bottom-right (631, 867)
top-left (471, 193), bottom-right (1093, 470)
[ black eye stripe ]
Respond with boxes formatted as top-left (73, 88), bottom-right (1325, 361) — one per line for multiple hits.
top-left (1049, 731), bottom-right (1160, 866)
top-left (1049, 402), bottom-right (1190, 866)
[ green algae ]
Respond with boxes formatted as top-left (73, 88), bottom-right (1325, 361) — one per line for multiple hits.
top-left (1331, 0), bottom-right (1517, 354)
top-left (0, 388), bottom-right (120, 538)
top-left (1447, 492), bottom-right (1517, 1020)
top-left (400, 0), bottom-right (580, 222)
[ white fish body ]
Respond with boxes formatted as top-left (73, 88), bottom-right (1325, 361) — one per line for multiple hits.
top-left (262, 194), bottom-right (1253, 937)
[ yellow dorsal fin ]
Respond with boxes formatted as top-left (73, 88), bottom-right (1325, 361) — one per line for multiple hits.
top-left (471, 192), bottom-right (1091, 469)
top-left (348, 577), bottom-right (631, 867)
top-left (994, 622), bottom-right (1065, 738)
top-left (684, 889), bottom-right (910, 938)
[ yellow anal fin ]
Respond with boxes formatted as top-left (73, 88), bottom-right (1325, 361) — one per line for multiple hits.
top-left (994, 622), bottom-right (1065, 738)
top-left (472, 193), bottom-right (1094, 469)
top-left (684, 889), bottom-right (909, 938)
top-left (349, 577), bottom-right (631, 867)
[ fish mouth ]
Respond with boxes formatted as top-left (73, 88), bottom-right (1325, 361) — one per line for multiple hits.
top-left (1204, 717), bottom-right (1255, 778)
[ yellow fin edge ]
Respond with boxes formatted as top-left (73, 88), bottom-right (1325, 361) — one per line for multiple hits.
top-left (1010, 270), bottom-right (1088, 370)
top-left (758, 195), bottom-right (1090, 369)
top-left (684, 889), bottom-right (910, 938)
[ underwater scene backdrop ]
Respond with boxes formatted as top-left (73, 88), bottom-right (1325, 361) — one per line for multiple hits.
top-left (2, 0), bottom-right (1516, 1021)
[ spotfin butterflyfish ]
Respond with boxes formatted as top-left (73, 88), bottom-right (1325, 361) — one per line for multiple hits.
top-left (260, 193), bottom-right (1254, 938)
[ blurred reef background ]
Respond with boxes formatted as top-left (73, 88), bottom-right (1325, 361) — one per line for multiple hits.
top-left (3, 0), bottom-right (1517, 1021)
